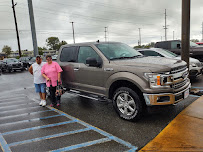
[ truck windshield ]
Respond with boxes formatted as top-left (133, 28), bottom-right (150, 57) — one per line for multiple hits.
top-left (96, 43), bottom-right (143, 60)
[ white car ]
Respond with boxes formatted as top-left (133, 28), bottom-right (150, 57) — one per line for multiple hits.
top-left (138, 48), bottom-right (203, 79)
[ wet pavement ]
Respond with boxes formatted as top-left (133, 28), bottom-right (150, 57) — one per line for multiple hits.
top-left (0, 71), bottom-right (201, 151)
top-left (140, 95), bottom-right (203, 152)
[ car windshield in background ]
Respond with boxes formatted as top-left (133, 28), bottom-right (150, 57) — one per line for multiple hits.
top-left (8, 59), bottom-right (18, 63)
top-left (190, 41), bottom-right (200, 47)
top-left (157, 49), bottom-right (178, 58)
top-left (96, 43), bottom-right (143, 60)
top-left (30, 57), bottom-right (36, 62)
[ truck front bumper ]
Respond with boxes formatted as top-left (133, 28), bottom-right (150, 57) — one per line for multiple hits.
top-left (143, 83), bottom-right (191, 106)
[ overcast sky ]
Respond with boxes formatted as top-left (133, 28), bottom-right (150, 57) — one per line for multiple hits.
top-left (0, 0), bottom-right (203, 52)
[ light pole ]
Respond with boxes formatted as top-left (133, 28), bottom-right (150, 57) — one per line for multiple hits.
top-left (70, 22), bottom-right (75, 43)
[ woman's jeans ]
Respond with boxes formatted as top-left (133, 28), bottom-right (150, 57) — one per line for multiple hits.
top-left (49, 85), bottom-right (61, 105)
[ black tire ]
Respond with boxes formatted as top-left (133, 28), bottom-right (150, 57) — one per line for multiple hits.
top-left (112, 87), bottom-right (143, 121)
top-left (8, 69), bottom-right (12, 73)
top-left (14, 70), bottom-right (16, 72)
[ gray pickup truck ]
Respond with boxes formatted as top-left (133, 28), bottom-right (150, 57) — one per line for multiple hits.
top-left (58, 42), bottom-right (191, 121)
top-left (155, 40), bottom-right (203, 62)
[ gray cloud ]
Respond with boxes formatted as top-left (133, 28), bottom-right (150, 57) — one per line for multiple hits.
top-left (0, 0), bottom-right (203, 51)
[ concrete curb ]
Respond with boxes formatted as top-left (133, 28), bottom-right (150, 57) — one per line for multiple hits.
top-left (139, 95), bottom-right (203, 152)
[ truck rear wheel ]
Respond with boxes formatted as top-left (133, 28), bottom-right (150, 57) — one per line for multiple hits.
top-left (113, 87), bottom-right (143, 121)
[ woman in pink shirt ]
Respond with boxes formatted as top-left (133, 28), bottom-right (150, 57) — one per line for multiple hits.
top-left (41, 55), bottom-right (63, 106)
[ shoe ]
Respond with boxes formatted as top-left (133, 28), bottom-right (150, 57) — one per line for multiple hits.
top-left (39, 100), bottom-right (43, 106)
top-left (56, 100), bottom-right (60, 106)
top-left (50, 104), bottom-right (53, 107)
top-left (42, 100), bottom-right (46, 107)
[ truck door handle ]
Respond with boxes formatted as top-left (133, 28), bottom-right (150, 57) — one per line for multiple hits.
top-left (74, 68), bottom-right (79, 71)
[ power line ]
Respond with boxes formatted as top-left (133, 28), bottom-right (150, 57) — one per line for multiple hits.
top-left (43, 0), bottom-right (163, 16)
top-left (14, 2), bottom-right (162, 23)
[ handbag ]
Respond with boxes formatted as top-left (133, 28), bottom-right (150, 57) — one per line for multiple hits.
top-left (56, 81), bottom-right (64, 97)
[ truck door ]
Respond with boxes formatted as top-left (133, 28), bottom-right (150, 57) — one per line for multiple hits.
top-left (75, 46), bottom-right (105, 95)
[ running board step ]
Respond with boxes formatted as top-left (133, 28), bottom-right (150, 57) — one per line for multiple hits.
top-left (68, 89), bottom-right (108, 102)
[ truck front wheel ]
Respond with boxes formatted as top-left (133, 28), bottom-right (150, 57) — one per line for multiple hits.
top-left (113, 87), bottom-right (143, 121)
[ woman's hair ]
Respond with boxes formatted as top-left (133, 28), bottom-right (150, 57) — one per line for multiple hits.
top-left (46, 55), bottom-right (52, 59)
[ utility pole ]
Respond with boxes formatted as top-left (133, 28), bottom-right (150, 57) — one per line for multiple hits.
top-left (70, 22), bottom-right (75, 43)
top-left (163, 9), bottom-right (168, 41)
top-left (173, 31), bottom-right (175, 40)
top-left (161, 36), bottom-right (162, 41)
top-left (181, 0), bottom-right (190, 69)
top-left (11, 0), bottom-right (21, 57)
top-left (104, 27), bottom-right (107, 42)
top-left (138, 28), bottom-right (141, 46)
top-left (201, 22), bottom-right (203, 41)
top-left (27, 0), bottom-right (38, 57)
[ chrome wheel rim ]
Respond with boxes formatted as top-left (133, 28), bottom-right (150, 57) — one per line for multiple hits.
top-left (116, 93), bottom-right (136, 116)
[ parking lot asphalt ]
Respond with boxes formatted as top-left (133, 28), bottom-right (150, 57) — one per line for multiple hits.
top-left (0, 93), bottom-right (137, 152)
top-left (0, 71), bottom-right (201, 151)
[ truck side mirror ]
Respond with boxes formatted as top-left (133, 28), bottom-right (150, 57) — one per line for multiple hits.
top-left (177, 44), bottom-right (181, 49)
top-left (86, 57), bottom-right (101, 67)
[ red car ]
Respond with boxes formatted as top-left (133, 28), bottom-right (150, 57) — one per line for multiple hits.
top-left (196, 42), bottom-right (203, 46)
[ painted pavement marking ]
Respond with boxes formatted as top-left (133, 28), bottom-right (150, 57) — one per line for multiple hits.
top-left (0, 97), bottom-right (137, 152)
top-left (0, 109), bottom-right (53, 120)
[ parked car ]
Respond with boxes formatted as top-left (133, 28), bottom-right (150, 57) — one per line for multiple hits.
top-left (27, 57), bottom-right (36, 67)
top-left (0, 60), bottom-right (6, 72)
top-left (196, 42), bottom-right (203, 46)
top-left (155, 40), bottom-right (203, 62)
top-left (58, 42), bottom-right (191, 121)
top-left (52, 55), bottom-right (58, 61)
top-left (138, 48), bottom-right (203, 79)
top-left (0, 60), bottom-right (3, 74)
top-left (3, 58), bottom-right (24, 72)
top-left (19, 57), bottom-right (32, 68)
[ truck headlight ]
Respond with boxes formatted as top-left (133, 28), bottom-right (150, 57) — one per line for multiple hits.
top-left (144, 73), bottom-right (161, 86)
top-left (144, 73), bottom-right (172, 88)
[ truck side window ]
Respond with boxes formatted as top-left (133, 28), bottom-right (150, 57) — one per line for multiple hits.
top-left (143, 51), bottom-right (162, 56)
top-left (60, 46), bottom-right (77, 62)
top-left (138, 51), bottom-right (145, 55)
top-left (78, 46), bottom-right (101, 64)
top-left (171, 41), bottom-right (181, 49)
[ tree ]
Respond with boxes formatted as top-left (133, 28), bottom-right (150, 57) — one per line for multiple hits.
top-left (191, 39), bottom-right (199, 43)
top-left (133, 42), bottom-right (155, 49)
top-left (39, 50), bottom-right (43, 55)
top-left (38, 46), bottom-right (47, 50)
top-left (57, 40), bottom-right (67, 50)
top-left (2, 45), bottom-right (11, 56)
top-left (46, 37), bottom-right (60, 50)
